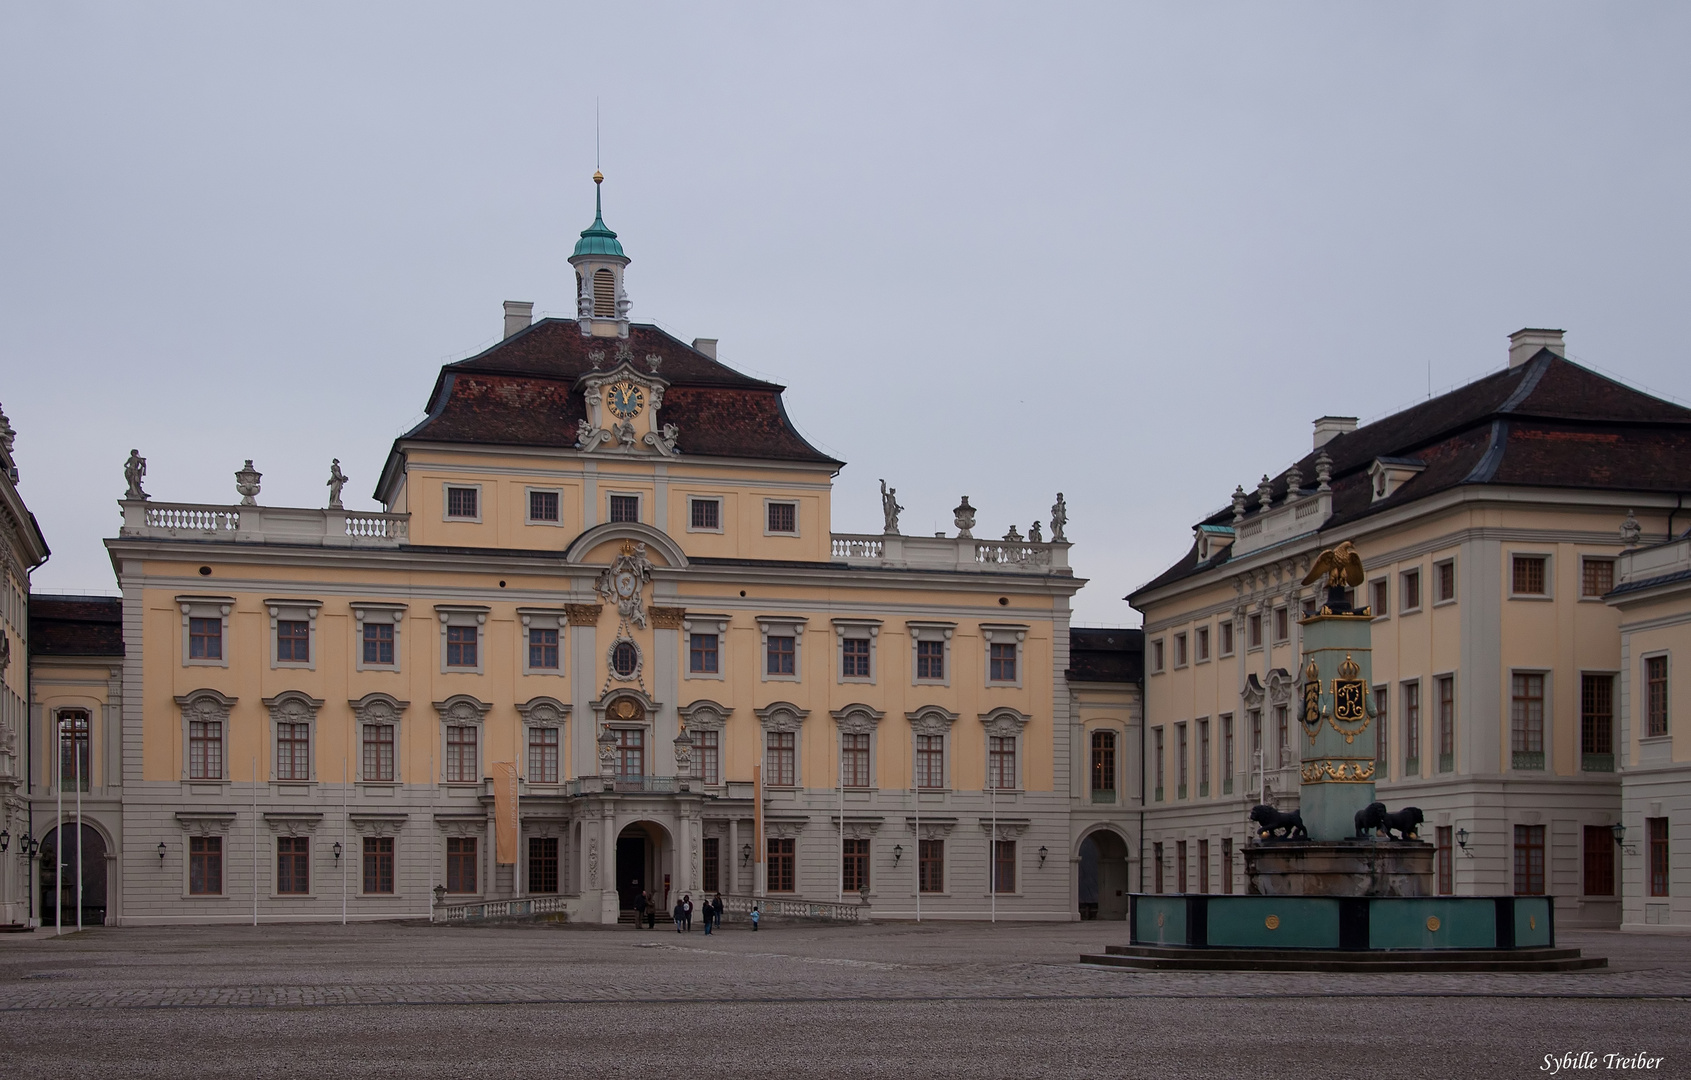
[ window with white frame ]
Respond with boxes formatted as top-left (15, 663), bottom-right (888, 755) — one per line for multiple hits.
top-left (437, 695), bottom-right (490, 784)
top-left (1151, 638), bottom-right (1165, 672)
top-left (444, 484), bottom-right (481, 521)
top-left (437, 606), bottom-right (488, 674)
top-left (518, 697), bottom-right (568, 785)
top-left (353, 604), bottom-right (405, 672)
top-left (178, 596), bottom-right (233, 668)
top-left (834, 619), bottom-right (880, 683)
top-left (909, 622), bottom-right (954, 686)
top-left (982, 625), bottom-right (1025, 687)
top-left (1219, 621), bottom-right (1235, 657)
top-left (1581, 557), bottom-right (1616, 599)
top-left (684, 616), bottom-right (729, 680)
top-left (527, 488), bottom-right (562, 525)
top-left (267, 600), bottom-right (320, 670)
top-left (982, 710), bottom-right (1029, 791)
top-left (1511, 554), bottom-right (1550, 597)
top-left (681, 700), bottom-right (731, 786)
top-left (909, 707), bottom-right (956, 791)
top-left (351, 693), bottom-right (405, 783)
top-left (765, 499), bottom-right (798, 534)
top-left (1195, 625), bottom-right (1210, 663)
top-left (757, 703), bottom-right (807, 788)
top-left (688, 497), bottom-right (723, 532)
top-left (265, 691), bottom-right (322, 782)
top-left (757, 617), bottom-right (806, 682)
top-left (1435, 558), bottom-right (1457, 603)
top-left (834, 707), bottom-right (881, 790)
top-left (608, 493), bottom-right (641, 524)
top-left (518, 609), bottom-right (566, 676)
top-left (1173, 632), bottom-right (1188, 668)
top-left (177, 689), bottom-right (235, 781)
top-left (1401, 568), bottom-right (1422, 612)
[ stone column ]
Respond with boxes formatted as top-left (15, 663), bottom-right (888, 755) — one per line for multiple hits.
top-left (1298, 611), bottom-right (1377, 840)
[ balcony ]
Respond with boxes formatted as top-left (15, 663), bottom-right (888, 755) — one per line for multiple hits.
top-left (829, 533), bottom-right (1070, 575)
top-left (1512, 751), bottom-right (1545, 771)
top-left (1091, 788), bottom-right (1116, 804)
top-left (1582, 753), bottom-right (1615, 773)
top-left (119, 500), bottom-right (408, 548)
top-left (564, 775), bottom-right (678, 796)
top-left (1438, 753), bottom-right (1454, 774)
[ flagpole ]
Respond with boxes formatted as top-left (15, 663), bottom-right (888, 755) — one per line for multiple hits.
top-left (252, 756), bottom-right (259, 927)
top-left (990, 741), bottom-right (997, 926)
top-left (837, 734), bottom-right (844, 902)
top-left (55, 721), bottom-right (62, 936)
top-left (913, 739), bottom-right (920, 924)
top-left (75, 719), bottom-right (82, 932)
top-left (341, 759), bottom-right (348, 926)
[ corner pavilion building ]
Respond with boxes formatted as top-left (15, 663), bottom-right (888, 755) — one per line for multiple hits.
top-left (76, 183), bottom-right (1141, 925)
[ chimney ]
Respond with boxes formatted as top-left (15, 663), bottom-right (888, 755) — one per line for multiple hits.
top-left (503, 301), bottom-right (534, 339)
top-left (691, 338), bottom-right (718, 359)
top-left (1508, 328), bottom-right (1565, 369)
top-left (1312, 416), bottom-right (1357, 449)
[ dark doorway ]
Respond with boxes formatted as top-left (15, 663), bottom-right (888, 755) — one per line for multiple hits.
top-left (39, 824), bottom-right (108, 927)
top-left (1078, 830), bottom-right (1129, 920)
top-left (616, 834), bottom-right (647, 911)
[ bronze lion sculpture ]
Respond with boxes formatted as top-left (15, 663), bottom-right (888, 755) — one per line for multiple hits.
top-left (1249, 804), bottom-right (1307, 840)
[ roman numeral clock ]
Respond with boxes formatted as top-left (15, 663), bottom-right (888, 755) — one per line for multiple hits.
top-left (574, 349), bottom-right (681, 456)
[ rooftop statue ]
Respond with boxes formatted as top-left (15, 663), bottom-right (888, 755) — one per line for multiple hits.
top-left (123, 449), bottom-right (149, 501)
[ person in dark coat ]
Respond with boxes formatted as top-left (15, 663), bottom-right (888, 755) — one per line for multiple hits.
top-left (645, 891), bottom-right (656, 929)
top-left (632, 889), bottom-right (647, 929)
top-left (712, 893), bottom-right (725, 932)
top-left (673, 899), bottom-right (684, 932)
top-left (682, 894), bottom-right (694, 931)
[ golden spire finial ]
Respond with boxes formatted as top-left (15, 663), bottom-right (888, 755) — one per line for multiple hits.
top-left (593, 170), bottom-right (604, 185)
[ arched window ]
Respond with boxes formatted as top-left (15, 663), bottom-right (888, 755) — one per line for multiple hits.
top-left (593, 268), bottom-right (616, 317)
top-left (612, 640), bottom-right (639, 677)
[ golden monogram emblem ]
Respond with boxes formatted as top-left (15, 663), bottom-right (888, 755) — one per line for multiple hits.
top-left (1328, 653), bottom-right (1370, 743)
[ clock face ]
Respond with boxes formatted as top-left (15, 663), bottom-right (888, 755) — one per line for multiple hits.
top-left (606, 381), bottom-right (644, 419)
top-left (615, 571), bottom-right (638, 598)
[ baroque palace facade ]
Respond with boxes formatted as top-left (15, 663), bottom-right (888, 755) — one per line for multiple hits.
top-left (11, 182), bottom-right (1142, 926)
top-left (1129, 329), bottom-right (1691, 929)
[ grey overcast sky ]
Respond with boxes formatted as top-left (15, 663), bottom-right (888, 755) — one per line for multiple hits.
top-left (4, 3), bottom-right (1689, 625)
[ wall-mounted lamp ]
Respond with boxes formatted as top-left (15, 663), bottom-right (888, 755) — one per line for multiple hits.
top-left (333, 841), bottom-right (343, 862)
top-left (1455, 828), bottom-right (1468, 851)
top-left (157, 841), bottom-right (167, 865)
top-left (0, 828), bottom-right (9, 853)
top-left (1038, 845), bottom-right (1049, 868)
top-left (23, 834), bottom-right (39, 860)
top-left (741, 843), bottom-right (753, 866)
top-left (1611, 822), bottom-right (1637, 855)
top-left (892, 844), bottom-right (903, 865)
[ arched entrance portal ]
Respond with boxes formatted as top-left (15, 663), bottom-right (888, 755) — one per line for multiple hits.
top-left (1078, 829), bottom-right (1130, 920)
top-left (39, 824), bottom-right (109, 927)
top-left (616, 821), bottom-right (672, 916)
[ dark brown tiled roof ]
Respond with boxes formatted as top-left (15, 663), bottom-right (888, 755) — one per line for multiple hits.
top-left (30, 595), bottom-right (122, 657)
top-left (1131, 352), bottom-right (1691, 601)
top-left (396, 320), bottom-right (840, 466)
top-left (1067, 628), bottom-right (1143, 684)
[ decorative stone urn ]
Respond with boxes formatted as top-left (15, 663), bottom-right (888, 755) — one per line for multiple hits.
top-left (953, 496), bottom-right (976, 539)
top-left (234, 460), bottom-right (262, 505)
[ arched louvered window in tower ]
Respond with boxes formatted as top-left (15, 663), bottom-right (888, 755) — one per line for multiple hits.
top-left (593, 268), bottom-right (616, 317)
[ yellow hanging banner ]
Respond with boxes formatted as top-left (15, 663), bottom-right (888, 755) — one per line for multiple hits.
top-left (493, 761), bottom-right (519, 865)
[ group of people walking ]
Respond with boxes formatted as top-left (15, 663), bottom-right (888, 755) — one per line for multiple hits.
top-left (630, 890), bottom-right (758, 932)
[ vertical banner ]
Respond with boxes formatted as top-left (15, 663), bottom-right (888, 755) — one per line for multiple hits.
top-left (493, 762), bottom-right (519, 865)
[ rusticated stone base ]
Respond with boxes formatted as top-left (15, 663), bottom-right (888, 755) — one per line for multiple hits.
top-left (1244, 840), bottom-right (1434, 897)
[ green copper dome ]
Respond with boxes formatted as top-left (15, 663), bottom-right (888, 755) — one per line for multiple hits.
top-left (572, 174), bottom-right (626, 259)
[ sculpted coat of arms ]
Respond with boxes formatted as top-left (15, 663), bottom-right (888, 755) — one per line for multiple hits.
top-left (596, 540), bottom-right (654, 628)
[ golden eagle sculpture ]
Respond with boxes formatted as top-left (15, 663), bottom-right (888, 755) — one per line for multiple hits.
top-left (1302, 540), bottom-right (1365, 590)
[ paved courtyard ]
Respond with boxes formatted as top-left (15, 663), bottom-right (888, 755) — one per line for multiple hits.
top-left (0, 919), bottom-right (1686, 1078)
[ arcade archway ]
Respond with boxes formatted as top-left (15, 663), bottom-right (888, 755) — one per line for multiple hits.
top-left (1078, 828), bottom-right (1130, 920)
top-left (39, 824), bottom-right (109, 927)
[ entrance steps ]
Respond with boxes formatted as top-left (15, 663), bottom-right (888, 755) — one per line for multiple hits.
top-left (1082, 943), bottom-right (1607, 973)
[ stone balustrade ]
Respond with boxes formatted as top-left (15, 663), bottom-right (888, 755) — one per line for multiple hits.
top-left (118, 499), bottom-right (409, 548)
top-left (829, 533), bottom-right (1070, 575)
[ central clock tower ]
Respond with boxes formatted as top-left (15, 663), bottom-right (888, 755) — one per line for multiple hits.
top-left (574, 353), bottom-right (679, 457)
top-left (569, 171), bottom-right (631, 339)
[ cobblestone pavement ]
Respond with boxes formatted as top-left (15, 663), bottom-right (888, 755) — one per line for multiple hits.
top-left (0, 921), bottom-right (1686, 1078)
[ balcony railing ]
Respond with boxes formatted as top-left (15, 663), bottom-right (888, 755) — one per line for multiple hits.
top-left (1582, 753), bottom-right (1615, 773)
top-left (717, 893), bottom-right (869, 923)
top-left (1512, 751), bottom-right (1545, 771)
top-left (828, 532), bottom-right (1069, 575)
top-left (565, 775), bottom-right (677, 796)
top-left (433, 893), bottom-right (573, 923)
top-left (1091, 788), bottom-right (1116, 804)
top-left (119, 500), bottom-right (409, 549)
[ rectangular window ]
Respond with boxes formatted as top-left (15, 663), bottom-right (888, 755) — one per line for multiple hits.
top-left (445, 725), bottom-right (478, 783)
top-left (1436, 827), bottom-right (1453, 895)
top-left (1582, 558), bottom-right (1615, 598)
top-left (276, 620), bottom-right (310, 663)
top-left (609, 494), bottom-right (640, 523)
top-left (1511, 673), bottom-right (1546, 769)
top-left (1646, 656), bottom-right (1669, 737)
top-left (616, 728), bottom-right (644, 781)
top-left (1154, 726), bottom-right (1164, 800)
top-left (446, 486), bottom-right (478, 519)
top-left (447, 836), bottom-right (478, 893)
top-left (446, 625), bottom-right (478, 668)
top-left (703, 837), bottom-right (720, 893)
top-left (1371, 579), bottom-right (1389, 617)
top-left (697, 729), bottom-right (720, 785)
top-left (529, 726), bottom-right (559, 784)
top-left (690, 498), bottom-right (720, 530)
top-left (1403, 681), bottom-right (1421, 773)
top-left (767, 837), bottom-right (795, 892)
top-left (528, 628), bottom-right (559, 670)
top-left (1436, 675), bottom-right (1455, 773)
top-left (1649, 818), bottom-right (1670, 897)
top-left (363, 836), bottom-right (395, 895)
top-left (362, 724), bottom-right (395, 782)
top-left (1197, 719), bottom-right (1211, 793)
top-left (1512, 555), bottom-right (1547, 596)
top-left (529, 490), bottom-right (560, 523)
top-left (189, 617), bottom-right (222, 660)
top-left (1581, 674), bottom-right (1614, 771)
top-left (1176, 840), bottom-right (1188, 893)
top-left (1274, 705), bottom-right (1289, 766)
top-left (1174, 633), bottom-right (1187, 667)
top-left (993, 840), bottom-right (1016, 894)
top-left (1152, 639), bottom-right (1165, 672)
top-left (276, 721), bottom-right (311, 781)
top-left (766, 501), bottom-right (797, 533)
top-left (1221, 837), bottom-right (1233, 894)
top-left (1195, 626), bottom-right (1209, 662)
top-left (766, 636), bottom-right (795, 676)
top-left (1153, 842), bottom-right (1164, 894)
top-left (1436, 559), bottom-right (1456, 602)
top-left (916, 734), bottom-right (944, 789)
top-left (57, 712), bottom-right (90, 792)
top-left (362, 622), bottom-right (394, 665)
top-left (189, 836), bottom-right (222, 895)
top-left (1582, 826), bottom-right (1614, 897)
top-left (919, 838), bottom-right (944, 893)
top-left (843, 838), bottom-right (870, 892)
top-left (843, 637), bottom-right (871, 678)
top-left (189, 719), bottom-right (223, 780)
top-left (1176, 722), bottom-right (1189, 797)
top-left (1221, 714), bottom-right (1234, 790)
top-left (277, 836), bottom-right (310, 895)
top-left (1273, 607), bottom-right (1289, 642)
top-left (528, 836), bottom-right (558, 894)
top-left (766, 731), bottom-right (795, 787)
top-left (1198, 839), bottom-right (1210, 894)
top-left (1402, 569), bottom-right (1421, 611)
top-left (689, 632), bottom-right (719, 674)
top-left (1090, 730), bottom-right (1116, 799)
top-left (1248, 710), bottom-right (1261, 768)
top-left (989, 642), bottom-right (1017, 682)
top-left (1514, 824), bottom-right (1545, 896)
top-left (1373, 686), bottom-right (1389, 771)
top-left (989, 736), bottom-right (1016, 790)
top-left (841, 732), bottom-right (870, 787)
top-left (1219, 622), bottom-right (1234, 656)
top-left (916, 639), bottom-right (945, 680)
top-left (1248, 613), bottom-right (1263, 650)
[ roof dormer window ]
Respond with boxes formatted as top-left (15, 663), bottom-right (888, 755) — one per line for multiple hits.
top-left (1368, 457), bottom-right (1427, 504)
